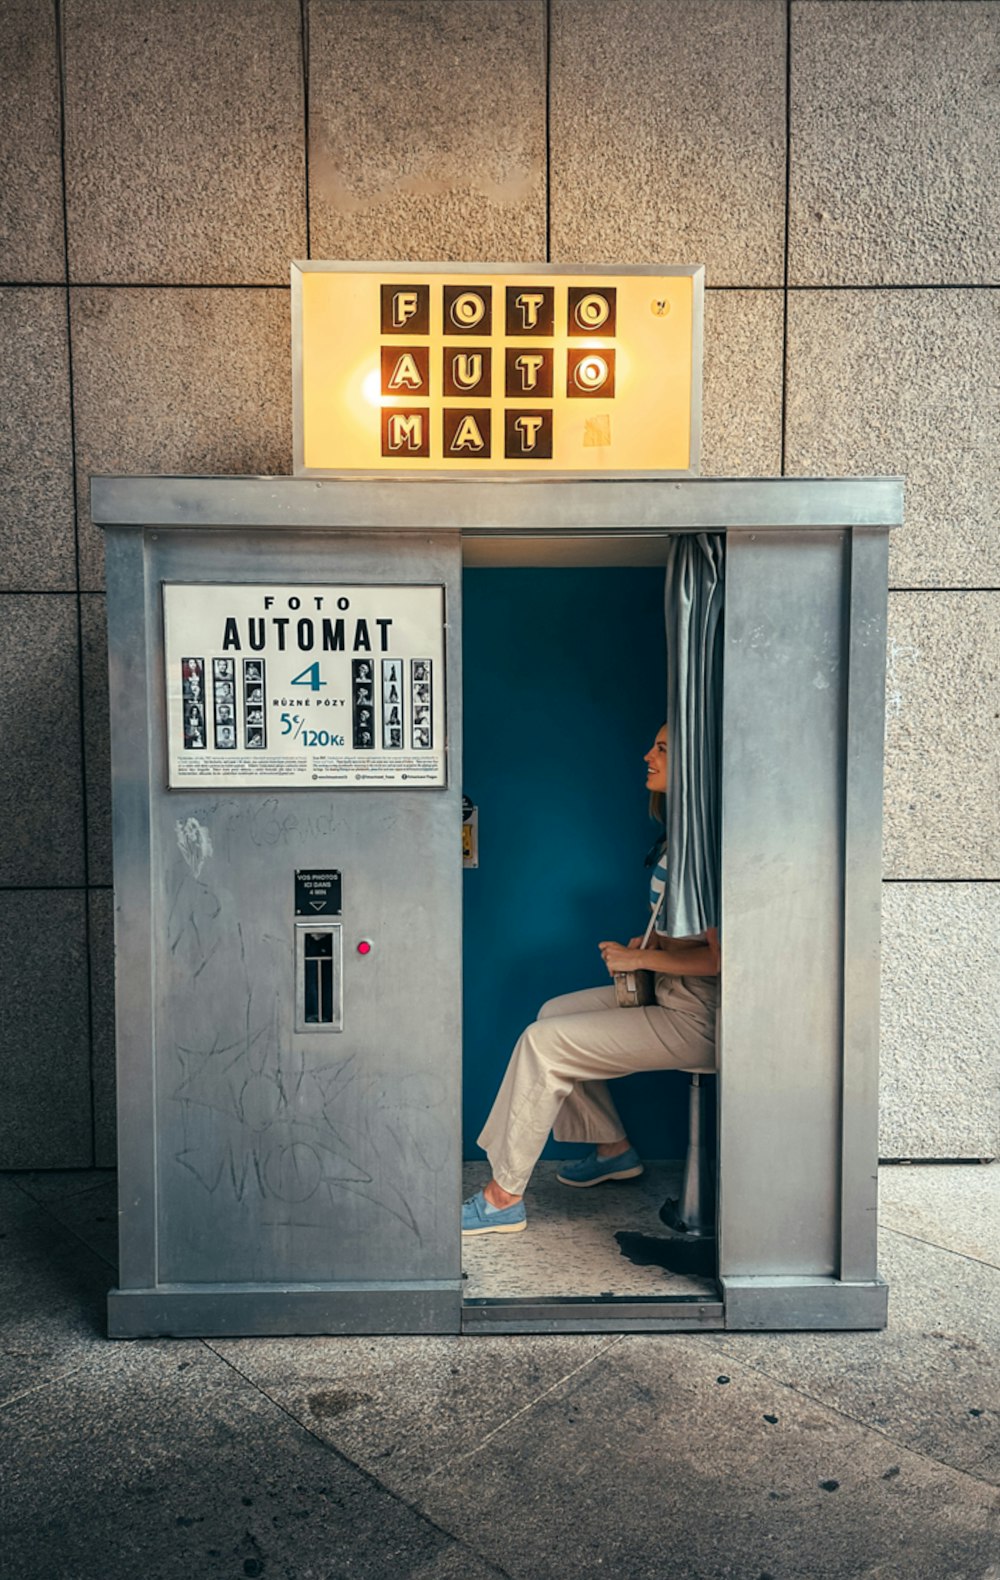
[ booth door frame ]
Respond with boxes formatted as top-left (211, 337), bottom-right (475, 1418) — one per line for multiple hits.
top-left (460, 541), bottom-right (727, 1335)
top-left (458, 514), bottom-right (889, 1334)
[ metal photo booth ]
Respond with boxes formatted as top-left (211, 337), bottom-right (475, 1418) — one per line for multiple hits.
top-left (94, 471), bottom-right (901, 1338)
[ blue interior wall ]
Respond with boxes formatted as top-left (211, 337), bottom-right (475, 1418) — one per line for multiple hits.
top-left (462, 567), bottom-right (690, 1165)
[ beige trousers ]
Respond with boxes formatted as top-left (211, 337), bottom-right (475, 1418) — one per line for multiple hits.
top-left (477, 975), bottom-right (718, 1195)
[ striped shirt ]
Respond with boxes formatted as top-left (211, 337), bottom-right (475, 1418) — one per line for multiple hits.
top-left (648, 842), bottom-right (669, 935)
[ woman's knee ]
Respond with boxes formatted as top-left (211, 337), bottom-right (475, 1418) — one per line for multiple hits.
top-left (538, 986), bottom-right (613, 1020)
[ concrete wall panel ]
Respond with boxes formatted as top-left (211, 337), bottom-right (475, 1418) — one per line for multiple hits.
top-left (0, 890), bottom-right (92, 1168)
top-left (0, 0), bottom-right (65, 282)
top-left (550, 0), bottom-right (786, 283)
top-left (88, 888), bottom-right (116, 1169)
top-left (308, 0), bottom-right (547, 262)
top-left (0, 596), bottom-right (85, 887)
top-left (63, 0), bottom-right (306, 284)
top-left (81, 595), bottom-right (110, 889)
top-left (884, 593), bottom-right (999, 880)
top-left (880, 883), bottom-right (999, 1159)
top-left (702, 290), bottom-right (784, 476)
top-left (0, 290), bottom-right (76, 591)
top-left (790, 2), bottom-right (1000, 286)
top-left (0, 3), bottom-right (995, 1174)
top-left (785, 290), bottom-right (1000, 591)
top-left (70, 287), bottom-right (292, 588)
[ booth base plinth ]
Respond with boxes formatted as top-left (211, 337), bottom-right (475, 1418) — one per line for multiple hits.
top-left (721, 1275), bottom-right (889, 1331)
top-left (107, 1284), bottom-right (463, 1339)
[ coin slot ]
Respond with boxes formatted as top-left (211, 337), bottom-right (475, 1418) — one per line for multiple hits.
top-left (295, 923), bottom-right (343, 1033)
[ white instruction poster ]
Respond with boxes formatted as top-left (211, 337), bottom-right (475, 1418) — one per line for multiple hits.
top-left (163, 583), bottom-right (446, 788)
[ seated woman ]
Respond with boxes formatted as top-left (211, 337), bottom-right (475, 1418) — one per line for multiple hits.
top-left (462, 723), bottom-right (719, 1236)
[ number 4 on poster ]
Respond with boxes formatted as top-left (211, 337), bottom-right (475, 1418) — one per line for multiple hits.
top-left (291, 662), bottom-right (326, 692)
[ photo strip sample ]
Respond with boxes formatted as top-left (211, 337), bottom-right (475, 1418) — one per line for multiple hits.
top-left (382, 658), bottom-right (403, 749)
top-left (352, 658), bottom-right (375, 749)
top-left (182, 657), bottom-right (206, 749)
top-left (243, 658), bottom-right (266, 749)
top-left (411, 658), bottom-right (433, 749)
top-left (212, 657), bottom-right (236, 750)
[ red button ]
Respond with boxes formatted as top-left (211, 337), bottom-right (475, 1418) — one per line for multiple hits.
top-left (357, 940), bottom-right (372, 955)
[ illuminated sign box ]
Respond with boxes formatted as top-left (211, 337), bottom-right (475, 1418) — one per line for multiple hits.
top-left (292, 262), bottom-right (703, 475)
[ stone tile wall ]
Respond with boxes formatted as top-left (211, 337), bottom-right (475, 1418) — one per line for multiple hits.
top-left (0, 0), bottom-right (996, 1165)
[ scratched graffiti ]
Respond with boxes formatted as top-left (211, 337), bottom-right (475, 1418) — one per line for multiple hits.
top-left (885, 636), bottom-right (921, 723)
top-left (175, 817), bottom-right (213, 878)
top-left (170, 1027), bottom-right (448, 1240)
top-left (163, 810), bottom-right (447, 1240)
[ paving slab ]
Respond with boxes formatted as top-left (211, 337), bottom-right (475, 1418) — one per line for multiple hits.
top-left (0, 1183), bottom-right (114, 1404)
top-left (0, 1173), bottom-right (33, 1210)
top-left (10, 1170), bottom-right (117, 1206)
top-left (414, 1334), bottom-right (1000, 1580)
top-left (879, 1163), bottom-right (1000, 1269)
top-left (210, 1330), bottom-right (617, 1502)
top-left (3, 1158), bottom-right (1000, 1578)
top-left (0, 1340), bottom-right (505, 1580)
top-left (706, 1225), bottom-right (1000, 1487)
top-left (34, 1175), bottom-right (120, 1270)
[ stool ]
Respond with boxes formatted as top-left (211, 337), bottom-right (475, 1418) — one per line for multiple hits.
top-left (659, 1069), bottom-right (716, 1241)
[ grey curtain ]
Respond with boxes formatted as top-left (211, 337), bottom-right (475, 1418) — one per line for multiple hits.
top-left (661, 533), bottom-right (725, 937)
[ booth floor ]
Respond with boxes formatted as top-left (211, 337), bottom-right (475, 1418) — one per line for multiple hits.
top-left (1, 1163), bottom-right (998, 1580)
top-left (461, 1160), bottom-right (716, 1299)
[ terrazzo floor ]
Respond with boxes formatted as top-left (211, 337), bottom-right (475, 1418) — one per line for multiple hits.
top-left (460, 1159), bottom-right (717, 1299)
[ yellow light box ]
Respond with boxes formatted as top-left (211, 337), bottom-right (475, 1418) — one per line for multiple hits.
top-left (292, 263), bottom-right (703, 475)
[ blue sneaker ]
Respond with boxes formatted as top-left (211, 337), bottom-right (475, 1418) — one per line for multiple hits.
top-left (461, 1189), bottom-right (527, 1235)
top-left (556, 1146), bottom-right (644, 1187)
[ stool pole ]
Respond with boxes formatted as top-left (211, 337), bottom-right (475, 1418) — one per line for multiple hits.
top-left (677, 1073), bottom-right (715, 1238)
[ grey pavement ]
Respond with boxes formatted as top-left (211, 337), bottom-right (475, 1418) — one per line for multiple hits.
top-left (1, 1164), bottom-right (998, 1580)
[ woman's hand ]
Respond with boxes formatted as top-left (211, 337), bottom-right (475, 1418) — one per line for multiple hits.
top-left (598, 941), bottom-right (648, 976)
top-left (600, 928), bottom-right (721, 980)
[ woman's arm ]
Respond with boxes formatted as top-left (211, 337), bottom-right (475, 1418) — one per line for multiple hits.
top-left (600, 927), bottom-right (720, 979)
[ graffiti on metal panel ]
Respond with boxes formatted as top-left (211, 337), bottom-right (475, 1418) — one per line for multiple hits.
top-left (164, 819), bottom-right (447, 1239)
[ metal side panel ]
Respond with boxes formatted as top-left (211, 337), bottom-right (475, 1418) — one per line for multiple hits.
top-left (719, 529), bottom-right (848, 1280)
top-left (839, 528), bottom-right (890, 1282)
top-left (718, 524), bottom-right (891, 1301)
top-left (105, 527), bottom-right (158, 1290)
